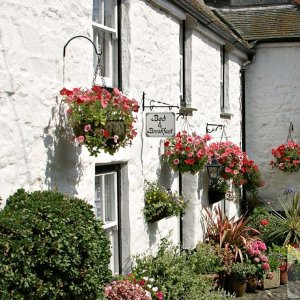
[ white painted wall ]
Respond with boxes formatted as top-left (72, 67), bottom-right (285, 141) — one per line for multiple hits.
top-left (245, 43), bottom-right (300, 206)
top-left (0, 0), bottom-right (247, 270)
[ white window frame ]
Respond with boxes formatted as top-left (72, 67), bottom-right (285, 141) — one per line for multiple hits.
top-left (95, 171), bottom-right (119, 275)
top-left (92, 0), bottom-right (118, 88)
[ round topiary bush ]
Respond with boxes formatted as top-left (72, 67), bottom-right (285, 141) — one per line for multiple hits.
top-left (0, 189), bottom-right (112, 299)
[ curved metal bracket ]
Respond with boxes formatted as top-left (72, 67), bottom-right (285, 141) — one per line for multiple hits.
top-left (206, 123), bottom-right (224, 134)
top-left (63, 35), bottom-right (101, 58)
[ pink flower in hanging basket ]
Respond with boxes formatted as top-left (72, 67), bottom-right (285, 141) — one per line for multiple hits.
top-left (163, 131), bottom-right (211, 174)
top-left (60, 86), bottom-right (139, 156)
top-left (270, 141), bottom-right (300, 173)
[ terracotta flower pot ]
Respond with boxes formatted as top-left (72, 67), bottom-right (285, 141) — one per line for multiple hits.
top-left (228, 280), bottom-right (247, 297)
top-left (280, 270), bottom-right (288, 285)
top-left (246, 276), bottom-right (258, 293)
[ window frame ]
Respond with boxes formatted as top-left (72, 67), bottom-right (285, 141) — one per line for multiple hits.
top-left (95, 164), bottom-right (121, 275)
top-left (92, 0), bottom-right (118, 88)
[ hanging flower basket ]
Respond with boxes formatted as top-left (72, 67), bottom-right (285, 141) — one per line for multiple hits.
top-left (208, 141), bottom-right (264, 190)
top-left (270, 141), bottom-right (300, 173)
top-left (208, 178), bottom-right (229, 205)
top-left (143, 181), bottom-right (188, 223)
top-left (60, 86), bottom-right (139, 156)
top-left (163, 131), bottom-right (211, 174)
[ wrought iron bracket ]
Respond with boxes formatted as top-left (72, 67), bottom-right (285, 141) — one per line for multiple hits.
top-left (206, 123), bottom-right (224, 134)
top-left (142, 92), bottom-right (179, 111)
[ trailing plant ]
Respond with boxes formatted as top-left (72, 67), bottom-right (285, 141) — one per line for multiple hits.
top-left (60, 86), bottom-right (139, 156)
top-left (163, 131), bottom-right (211, 174)
top-left (209, 177), bottom-right (230, 193)
top-left (203, 205), bottom-right (260, 261)
top-left (143, 180), bottom-right (187, 222)
top-left (270, 140), bottom-right (300, 173)
top-left (0, 189), bottom-right (112, 300)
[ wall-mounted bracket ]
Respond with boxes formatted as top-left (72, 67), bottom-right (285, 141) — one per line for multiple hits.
top-left (142, 92), bottom-right (179, 111)
top-left (206, 123), bottom-right (224, 134)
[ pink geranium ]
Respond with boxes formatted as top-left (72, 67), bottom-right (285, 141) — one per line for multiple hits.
top-left (60, 86), bottom-right (139, 156)
top-left (163, 131), bottom-right (211, 174)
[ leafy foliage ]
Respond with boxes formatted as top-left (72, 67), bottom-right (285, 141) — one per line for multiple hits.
top-left (132, 239), bottom-right (233, 300)
top-left (230, 262), bottom-right (257, 282)
top-left (0, 189), bottom-right (111, 299)
top-left (143, 181), bottom-right (187, 222)
top-left (189, 242), bottom-right (224, 274)
top-left (268, 192), bottom-right (300, 246)
top-left (203, 205), bottom-right (260, 262)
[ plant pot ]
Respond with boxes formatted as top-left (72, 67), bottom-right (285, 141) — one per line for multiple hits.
top-left (208, 189), bottom-right (226, 205)
top-left (262, 269), bottom-right (280, 289)
top-left (246, 276), bottom-right (258, 293)
top-left (147, 208), bottom-right (173, 223)
top-left (280, 270), bottom-right (288, 285)
top-left (228, 280), bottom-right (247, 297)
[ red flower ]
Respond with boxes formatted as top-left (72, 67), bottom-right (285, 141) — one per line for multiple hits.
top-left (260, 219), bottom-right (269, 226)
top-left (156, 291), bottom-right (164, 300)
top-left (139, 279), bottom-right (145, 286)
top-left (184, 158), bottom-right (195, 165)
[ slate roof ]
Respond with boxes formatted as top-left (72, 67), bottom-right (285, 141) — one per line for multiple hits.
top-left (213, 4), bottom-right (300, 42)
top-left (172, 0), bottom-right (254, 54)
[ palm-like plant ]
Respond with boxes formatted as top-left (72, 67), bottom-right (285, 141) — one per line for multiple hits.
top-left (203, 205), bottom-right (260, 261)
top-left (268, 192), bottom-right (300, 246)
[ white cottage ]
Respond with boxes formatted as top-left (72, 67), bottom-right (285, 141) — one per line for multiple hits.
top-left (1, 0), bottom-right (257, 274)
top-left (208, 0), bottom-right (300, 206)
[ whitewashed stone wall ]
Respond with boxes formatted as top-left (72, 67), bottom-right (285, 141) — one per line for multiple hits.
top-left (0, 0), bottom-right (247, 270)
top-left (245, 43), bottom-right (300, 206)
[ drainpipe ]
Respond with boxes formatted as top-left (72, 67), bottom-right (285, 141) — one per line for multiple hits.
top-left (240, 55), bottom-right (255, 213)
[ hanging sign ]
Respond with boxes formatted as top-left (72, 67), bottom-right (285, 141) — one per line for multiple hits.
top-left (145, 112), bottom-right (175, 137)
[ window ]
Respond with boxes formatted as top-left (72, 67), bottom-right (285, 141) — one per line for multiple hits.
top-left (92, 0), bottom-right (118, 87)
top-left (95, 166), bottom-right (120, 275)
top-left (220, 45), bottom-right (230, 113)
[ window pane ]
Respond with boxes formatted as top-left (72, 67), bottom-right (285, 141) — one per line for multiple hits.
top-left (93, 0), bottom-right (101, 23)
top-left (104, 173), bottom-right (116, 222)
top-left (95, 176), bottom-right (104, 220)
top-left (104, 0), bottom-right (114, 28)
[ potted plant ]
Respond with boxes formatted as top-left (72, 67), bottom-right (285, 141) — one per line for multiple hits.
top-left (267, 192), bottom-right (300, 246)
top-left (163, 131), bottom-right (211, 174)
top-left (270, 140), bottom-right (300, 173)
top-left (228, 262), bottom-right (257, 297)
top-left (60, 86), bottom-right (139, 156)
top-left (143, 181), bottom-right (188, 223)
top-left (208, 177), bottom-right (230, 205)
top-left (269, 244), bottom-right (288, 285)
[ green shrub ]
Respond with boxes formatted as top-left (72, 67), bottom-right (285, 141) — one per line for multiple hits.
top-left (0, 189), bottom-right (112, 299)
top-left (188, 242), bottom-right (224, 274)
top-left (132, 238), bottom-right (232, 300)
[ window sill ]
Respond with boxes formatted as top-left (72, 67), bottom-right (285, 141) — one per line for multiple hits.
top-left (220, 112), bottom-right (233, 119)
